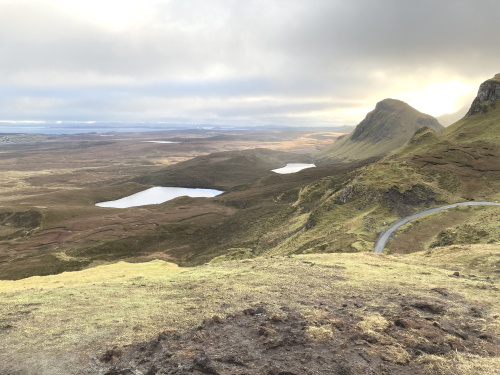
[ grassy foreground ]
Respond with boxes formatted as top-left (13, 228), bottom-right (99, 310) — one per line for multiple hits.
top-left (0, 246), bottom-right (498, 374)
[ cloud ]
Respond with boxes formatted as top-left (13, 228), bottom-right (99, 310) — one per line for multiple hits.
top-left (0, 0), bottom-right (498, 124)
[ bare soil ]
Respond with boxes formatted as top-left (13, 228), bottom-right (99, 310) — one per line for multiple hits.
top-left (92, 298), bottom-right (498, 375)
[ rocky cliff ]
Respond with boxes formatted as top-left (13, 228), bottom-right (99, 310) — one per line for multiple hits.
top-left (466, 73), bottom-right (500, 116)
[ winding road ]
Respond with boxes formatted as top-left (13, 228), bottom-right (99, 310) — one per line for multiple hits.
top-left (374, 201), bottom-right (500, 254)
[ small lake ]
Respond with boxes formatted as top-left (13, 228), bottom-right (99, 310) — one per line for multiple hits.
top-left (271, 163), bottom-right (316, 174)
top-left (96, 187), bottom-right (224, 208)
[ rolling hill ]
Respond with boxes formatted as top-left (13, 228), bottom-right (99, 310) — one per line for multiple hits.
top-left (3, 75), bottom-right (498, 278)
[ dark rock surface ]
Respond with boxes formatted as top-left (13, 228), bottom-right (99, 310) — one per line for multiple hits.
top-left (466, 73), bottom-right (500, 116)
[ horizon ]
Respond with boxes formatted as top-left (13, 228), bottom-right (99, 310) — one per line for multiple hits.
top-left (0, 120), bottom-right (355, 135)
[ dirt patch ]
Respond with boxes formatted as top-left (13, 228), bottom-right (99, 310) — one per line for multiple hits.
top-left (91, 301), bottom-right (498, 375)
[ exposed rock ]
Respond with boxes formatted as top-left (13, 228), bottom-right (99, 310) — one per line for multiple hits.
top-left (430, 288), bottom-right (449, 296)
top-left (100, 348), bottom-right (122, 363)
top-left (243, 306), bottom-right (266, 315)
top-left (384, 184), bottom-right (439, 217)
top-left (466, 73), bottom-right (500, 116)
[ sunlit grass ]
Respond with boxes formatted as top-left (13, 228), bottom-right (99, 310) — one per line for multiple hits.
top-left (0, 259), bottom-right (182, 293)
top-left (0, 248), bottom-right (498, 373)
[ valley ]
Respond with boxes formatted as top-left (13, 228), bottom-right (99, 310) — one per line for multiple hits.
top-left (2, 77), bottom-right (500, 279)
top-left (0, 128), bottom-right (345, 279)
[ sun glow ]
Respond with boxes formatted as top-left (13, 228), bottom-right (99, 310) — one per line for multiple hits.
top-left (400, 81), bottom-right (475, 117)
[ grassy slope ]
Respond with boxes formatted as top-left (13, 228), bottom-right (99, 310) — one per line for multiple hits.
top-left (259, 103), bottom-right (500, 256)
top-left (0, 148), bottom-right (319, 280)
top-left (0, 249), bottom-right (498, 374)
top-left (0, 157), bottom-right (371, 279)
top-left (377, 102), bottom-right (500, 252)
top-left (133, 102), bottom-right (500, 261)
top-left (383, 205), bottom-right (500, 254)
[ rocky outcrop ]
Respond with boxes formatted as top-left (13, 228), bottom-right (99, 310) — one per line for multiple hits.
top-left (466, 73), bottom-right (500, 116)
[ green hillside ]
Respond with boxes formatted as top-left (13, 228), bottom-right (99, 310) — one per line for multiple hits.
top-left (257, 75), bottom-right (500, 256)
top-left (1, 75), bottom-right (499, 281)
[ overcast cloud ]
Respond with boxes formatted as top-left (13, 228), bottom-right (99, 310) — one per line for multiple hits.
top-left (0, 0), bottom-right (498, 126)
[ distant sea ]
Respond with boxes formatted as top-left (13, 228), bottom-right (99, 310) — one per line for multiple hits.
top-left (0, 125), bottom-right (182, 135)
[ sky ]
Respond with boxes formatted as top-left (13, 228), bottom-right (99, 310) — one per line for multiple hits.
top-left (0, 0), bottom-right (499, 127)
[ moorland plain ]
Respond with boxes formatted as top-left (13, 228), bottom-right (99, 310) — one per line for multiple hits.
top-left (0, 128), bottom-right (345, 279)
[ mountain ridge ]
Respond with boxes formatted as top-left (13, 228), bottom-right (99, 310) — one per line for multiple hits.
top-left (319, 98), bottom-right (443, 163)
